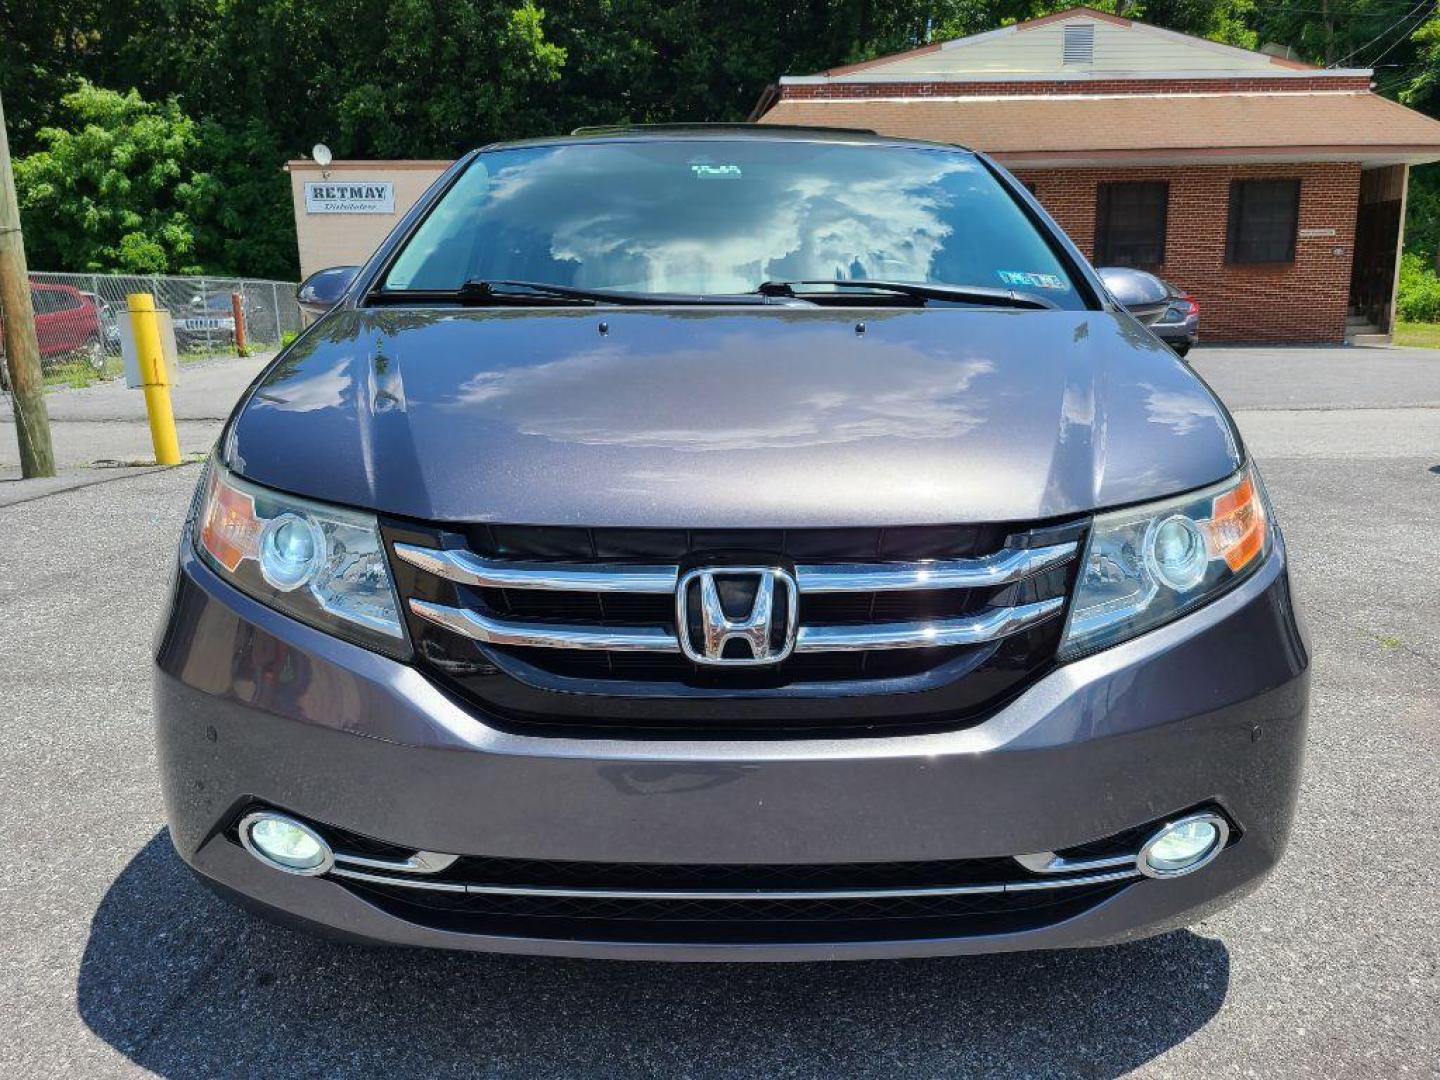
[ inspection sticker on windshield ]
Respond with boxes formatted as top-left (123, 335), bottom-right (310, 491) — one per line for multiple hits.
top-left (691, 164), bottom-right (742, 180)
top-left (997, 270), bottom-right (1066, 290)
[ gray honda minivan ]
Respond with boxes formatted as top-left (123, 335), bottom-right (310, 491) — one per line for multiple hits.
top-left (154, 126), bottom-right (1309, 960)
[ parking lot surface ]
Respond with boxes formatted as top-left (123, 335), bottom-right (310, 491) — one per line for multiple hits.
top-left (0, 354), bottom-right (270, 482)
top-left (1, 347), bottom-right (1437, 1077)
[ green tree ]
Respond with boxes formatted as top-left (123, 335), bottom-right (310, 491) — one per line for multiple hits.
top-left (1406, 166), bottom-right (1440, 263)
top-left (189, 0), bottom-right (565, 159)
top-left (191, 120), bottom-right (301, 279)
top-left (15, 81), bottom-right (209, 273)
top-left (1400, 12), bottom-right (1439, 114)
top-left (4, 0), bottom-right (1439, 278)
top-left (0, 0), bottom-right (218, 147)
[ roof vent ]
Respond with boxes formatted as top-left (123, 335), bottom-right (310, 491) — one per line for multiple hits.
top-left (1062, 23), bottom-right (1095, 65)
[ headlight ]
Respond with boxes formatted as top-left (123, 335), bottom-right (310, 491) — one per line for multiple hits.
top-left (1059, 465), bottom-right (1271, 658)
top-left (194, 462), bottom-right (409, 657)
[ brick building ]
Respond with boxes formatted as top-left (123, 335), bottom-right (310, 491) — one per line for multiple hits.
top-left (752, 7), bottom-right (1440, 343)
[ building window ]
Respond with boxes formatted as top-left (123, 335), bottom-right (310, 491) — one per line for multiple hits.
top-left (1227, 179), bottom-right (1300, 264)
top-left (1094, 181), bottom-right (1168, 268)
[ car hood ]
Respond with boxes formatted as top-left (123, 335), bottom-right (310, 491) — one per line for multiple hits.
top-left (226, 306), bottom-right (1241, 527)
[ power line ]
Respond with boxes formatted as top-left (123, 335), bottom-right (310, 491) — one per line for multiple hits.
top-left (1361, 3), bottom-right (1436, 68)
top-left (1328, 0), bottom-right (1434, 67)
top-left (1256, 0), bottom-right (1429, 10)
top-left (1371, 57), bottom-right (1432, 94)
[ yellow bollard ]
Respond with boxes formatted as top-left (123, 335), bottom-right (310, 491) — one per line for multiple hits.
top-left (127, 293), bottom-right (182, 465)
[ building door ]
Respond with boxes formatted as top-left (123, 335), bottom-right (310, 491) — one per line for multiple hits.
top-left (1350, 166), bottom-right (1406, 332)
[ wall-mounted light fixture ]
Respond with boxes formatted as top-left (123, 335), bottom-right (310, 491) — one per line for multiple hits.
top-left (312, 143), bottom-right (333, 180)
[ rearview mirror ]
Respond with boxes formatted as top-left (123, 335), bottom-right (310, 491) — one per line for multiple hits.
top-left (1096, 267), bottom-right (1169, 325)
top-left (297, 266), bottom-right (360, 326)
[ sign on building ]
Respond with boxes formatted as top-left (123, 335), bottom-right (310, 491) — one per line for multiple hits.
top-left (304, 181), bottom-right (396, 215)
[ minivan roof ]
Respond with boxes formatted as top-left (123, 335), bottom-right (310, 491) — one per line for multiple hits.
top-left (479, 123), bottom-right (976, 155)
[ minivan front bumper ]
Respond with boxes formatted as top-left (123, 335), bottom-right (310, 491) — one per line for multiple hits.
top-left (155, 531), bottom-right (1309, 961)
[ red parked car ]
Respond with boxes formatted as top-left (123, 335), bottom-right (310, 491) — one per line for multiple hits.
top-left (0, 283), bottom-right (106, 373)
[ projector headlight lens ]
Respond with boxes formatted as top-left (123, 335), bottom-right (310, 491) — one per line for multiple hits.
top-left (195, 461), bottom-right (408, 657)
top-left (1146, 515), bottom-right (1208, 592)
top-left (258, 513), bottom-right (325, 592)
top-left (1060, 465), bottom-right (1271, 658)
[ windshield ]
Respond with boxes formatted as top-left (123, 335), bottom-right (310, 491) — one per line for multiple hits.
top-left (381, 139), bottom-right (1086, 309)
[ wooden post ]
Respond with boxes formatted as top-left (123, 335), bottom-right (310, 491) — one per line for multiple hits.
top-left (1385, 165), bottom-right (1409, 336)
top-left (231, 291), bottom-right (248, 357)
top-left (0, 90), bottom-right (56, 477)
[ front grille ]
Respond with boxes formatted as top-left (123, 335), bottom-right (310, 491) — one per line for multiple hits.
top-left (343, 879), bottom-right (1127, 943)
top-left (425, 854), bottom-right (1026, 890)
top-left (319, 830), bottom-right (1131, 945)
top-left (231, 807), bottom-right (1220, 947)
top-left (383, 519), bottom-right (1085, 737)
top-left (495, 644), bottom-right (966, 684)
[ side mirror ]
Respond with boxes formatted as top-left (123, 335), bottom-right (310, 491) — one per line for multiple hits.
top-left (297, 266), bottom-right (360, 326)
top-left (1096, 267), bottom-right (1170, 325)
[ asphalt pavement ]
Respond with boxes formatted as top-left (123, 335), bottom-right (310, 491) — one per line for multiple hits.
top-left (0, 346), bottom-right (1437, 1077)
top-left (0, 354), bottom-right (270, 485)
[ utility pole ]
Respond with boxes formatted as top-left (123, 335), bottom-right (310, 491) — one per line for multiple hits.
top-left (0, 90), bottom-right (56, 477)
top-left (1322, 0), bottom-right (1334, 67)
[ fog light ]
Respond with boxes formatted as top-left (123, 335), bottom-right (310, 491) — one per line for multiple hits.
top-left (1138, 813), bottom-right (1229, 878)
top-left (239, 811), bottom-right (333, 876)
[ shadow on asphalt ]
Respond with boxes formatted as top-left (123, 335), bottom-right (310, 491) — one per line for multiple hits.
top-left (78, 833), bottom-right (1230, 1077)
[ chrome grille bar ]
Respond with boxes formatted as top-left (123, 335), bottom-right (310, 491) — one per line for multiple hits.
top-left (408, 596), bottom-right (1063, 653)
top-left (394, 540), bottom-right (1075, 595)
top-left (329, 864), bottom-right (1140, 899)
top-left (1013, 850), bottom-right (1137, 875)
top-left (394, 543), bottom-right (678, 593)
top-left (794, 542), bottom-right (1075, 593)
top-left (409, 600), bottom-right (681, 652)
top-left (332, 850), bottom-right (458, 875)
top-left (794, 598), bottom-right (1064, 652)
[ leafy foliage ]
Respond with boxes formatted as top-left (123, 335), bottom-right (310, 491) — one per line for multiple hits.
top-left (1397, 251), bottom-right (1440, 321)
top-left (1407, 164), bottom-right (1440, 259)
top-left (3, 0), bottom-right (1438, 277)
top-left (15, 83), bottom-right (208, 274)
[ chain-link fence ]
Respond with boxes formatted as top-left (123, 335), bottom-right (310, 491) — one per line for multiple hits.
top-left (3, 271), bottom-right (300, 386)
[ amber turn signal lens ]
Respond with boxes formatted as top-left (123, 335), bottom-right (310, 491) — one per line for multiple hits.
top-left (1205, 473), bottom-right (1266, 572)
top-left (198, 470), bottom-right (263, 572)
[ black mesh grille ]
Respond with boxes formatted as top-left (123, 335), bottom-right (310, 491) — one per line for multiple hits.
top-left (441, 855), bottom-right (1024, 890)
top-left (352, 879), bottom-right (1121, 932)
top-left (341, 879), bottom-right (1127, 943)
top-left (494, 645), bottom-right (965, 684)
top-left (470, 523), bottom-right (1009, 563)
top-left (479, 586), bottom-right (991, 628)
top-left (1055, 822), bottom-right (1160, 861)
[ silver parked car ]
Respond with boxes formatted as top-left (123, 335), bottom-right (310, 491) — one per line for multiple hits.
top-left (174, 291), bottom-right (246, 346)
top-left (1098, 266), bottom-right (1199, 358)
top-left (1153, 279), bottom-right (1201, 357)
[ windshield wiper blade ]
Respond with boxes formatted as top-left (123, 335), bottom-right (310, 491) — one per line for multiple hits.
top-left (372, 280), bottom-right (761, 306)
top-left (755, 279), bottom-right (1058, 310)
